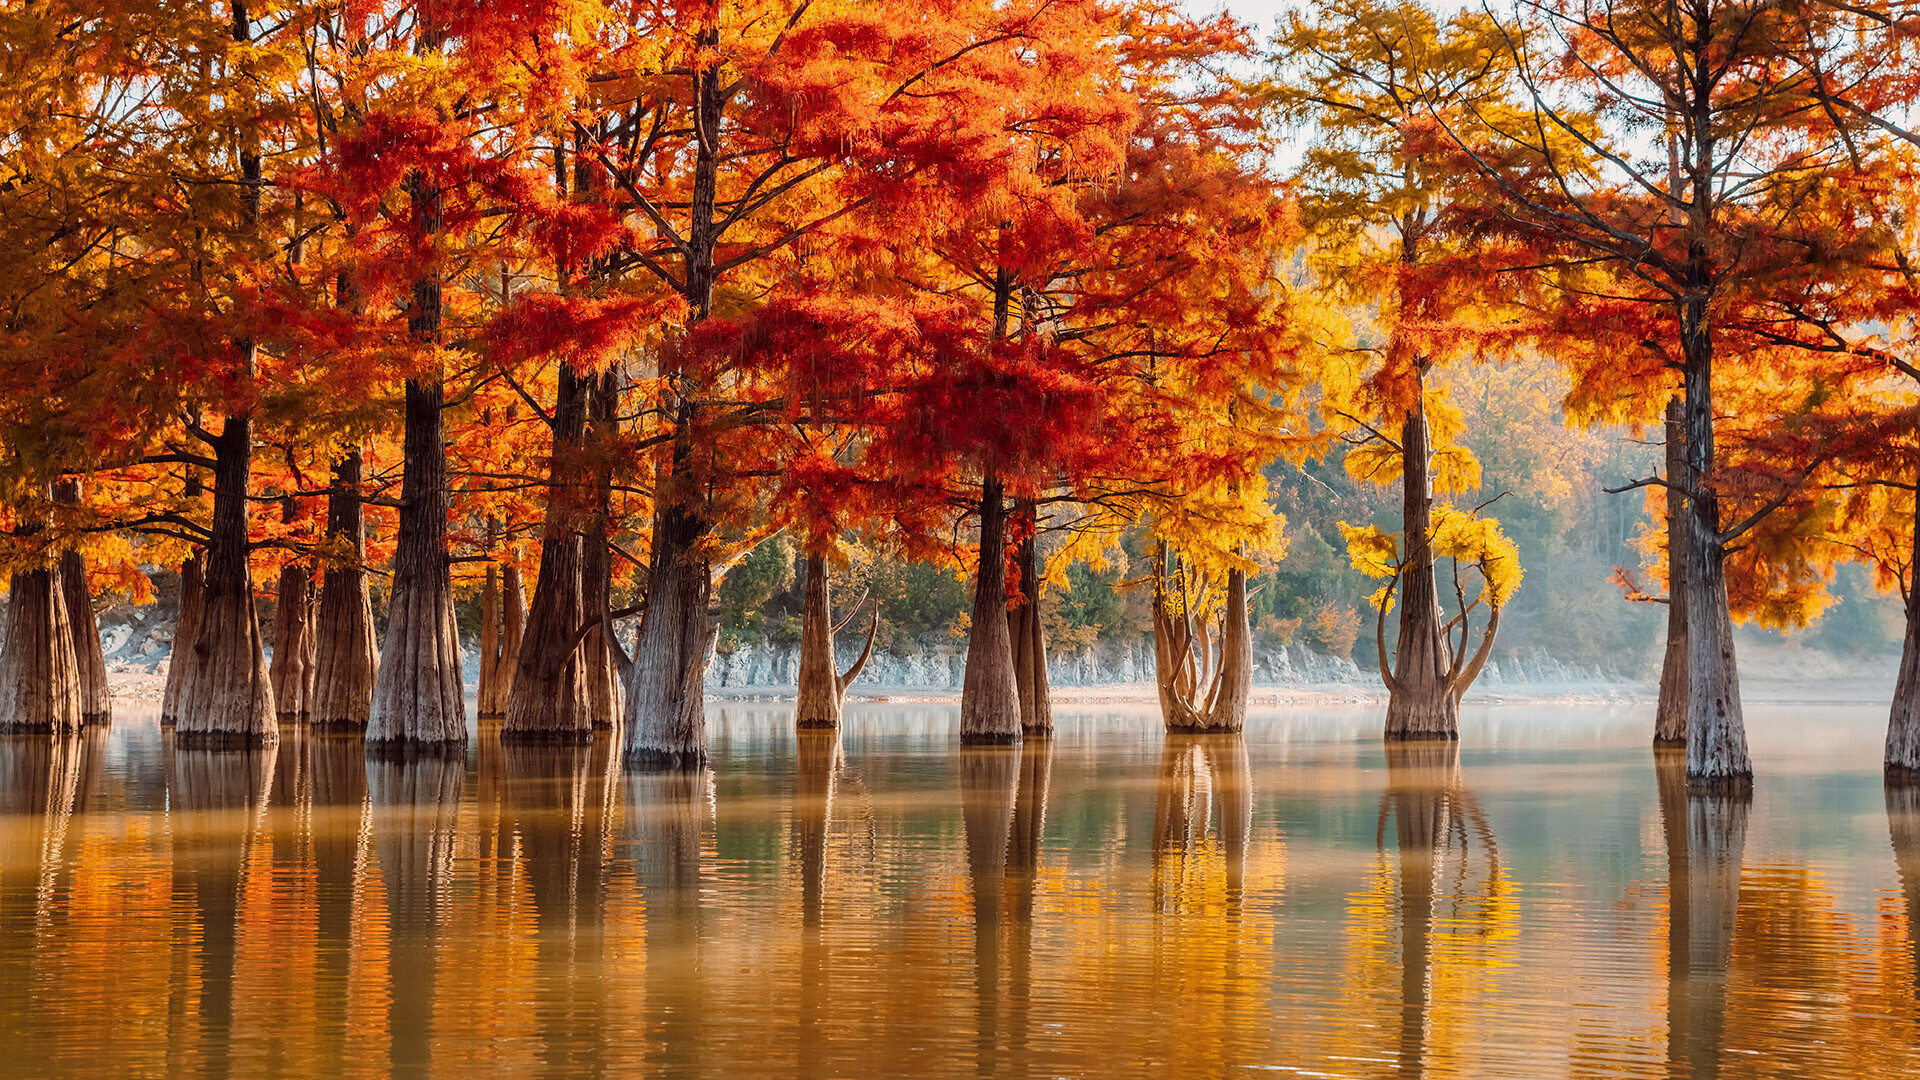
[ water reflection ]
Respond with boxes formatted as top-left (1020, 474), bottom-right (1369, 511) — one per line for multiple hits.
top-left (626, 759), bottom-right (712, 1074)
top-left (1378, 741), bottom-right (1504, 1080)
top-left (1656, 748), bottom-right (1747, 1079)
top-left (1153, 734), bottom-right (1250, 912)
top-left (368, 750), bottom-right (462, 1077)
top-left (165, 741), bottom-right (276, 1079)
top-left (1890, 776), bottom-right (1920, 1004)
top-left (309, 735), bottom-right (367, 1074)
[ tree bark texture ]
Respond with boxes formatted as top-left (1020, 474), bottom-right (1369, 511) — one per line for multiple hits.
top-left (1680, 300), bottom-right (1752, 786)
top-left (1655, 396), bottom-right (1690, 747)
top-left (368, 377), bottom-right (465, 749)
top-left (0, 567), bottom-right (83, 734)
top-left (311, 451), bottom-right (377, 732)
top-left (961, 477), bottom-right (1021, 744)
top-left (1006, 499), bottom-right (1052, 738)
top-left (506, 367), bottom-right (593, 744)
top-left (1384, 382), bottom-right (1456, 740)
top-left (478, 565), bottom-right (503, 718)
top-left (160, 550), bottom-right (205, 727)
top-left (623, 494), bottom-right (715, 768)
top-left (369, 168), bottom-right (463, 750)
top-left (172, 416), bottom-right (277, 748)
top-left (583, 368), bottom-right (622, 729)
top-left (1888, 474), bottom-right (1920, 773)
top-left (1153, 552), bottom-right (1252, 733)
top-left (52, 480), bottom-right (108, 724)
top-left (1656, 747), bottom-right (1748, 1077)
top-left (794, 553), bottom-right (878, 730)
top-left (268, 499), bottom-right (317, 723)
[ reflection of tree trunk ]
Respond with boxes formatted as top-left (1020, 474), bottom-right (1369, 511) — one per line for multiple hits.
top-left (1006, 499), bottom-right (1052, 738)
top-left (1887, 777), bottom-right (1920, 1005)
top-left (53, 480), bottom-right (110, 725)
top-left (309, 735), bottom-right (367, 1077)
top-left (1152, 735), bottom-right (1253, 910)
top-left (1657, 747), bottom-right (1747, 1078)
top-left (369, 750), bottom-right (464, 1077)
top-left (1385, 375), bottom-right (1457, 740)
top-left (1655, 397), bottom-right (1689, 746)
top-left (795, 730), bottom-right (841, 927)
top-left (627, 764), bottom-right (711, 1072)
top-left (0, 732), bottom-right (96, 1054)
top-left (1379, 740), bottom-right (1497, 1080)
top-left (311, 451), bottom-right (377, 733)
top-left (1006, 739), bottom-right (1050, 1062)
top-left (0, 567), bottom-right (83, 734)
top-left (504, 742), bottom-right (607, 1077)
top-left (959, 746), bottom-right (1019, 1073)
top-left (961, 478), bottom-right (1021, 745)
top-left (166, 744), bottom-right (277, 1080)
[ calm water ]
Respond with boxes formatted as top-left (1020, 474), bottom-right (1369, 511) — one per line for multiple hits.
top-left (2, 701), bottom-right (1918, 1078)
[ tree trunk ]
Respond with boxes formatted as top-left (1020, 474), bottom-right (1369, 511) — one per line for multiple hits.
top-left (268, 499), bottom-right (318, 723)
top-left (368, 169), bottom-right (464, 751)
top-left (52, 480), bottom-right (109, 725)
top-left (1888, 474), bottom-right (1920, 773)
top-left (961, 476), bottom-right (1021, 744)
top-left (0, 567), bottom-right (83, 734)
top-left (506, 366), bottom-right (592, 745)
top-left (1385, 374), bottom-right (1457, 740)
top-left (1656, 396), bottom-right (1690, 747)
top-left (160, 550), bottom-right (204, 727)
top-left (1207, 569), bottom-right (1253, 733)
top-left (583, 368), bottom-right (621, 729)
top-left (796, 553), bottom-right (844, 730)
top-left (172, 416), bottom-right (277, 748)
top-left (1679, 299), bottom-right (1751, 786)
top-left (311, 450), bottom-right (377, 732)
top-left (1656, 747), bottom-right (1747, 1078)
top-left (622, 494), bottom-right (714, 768)
top-left (1006, 498), bottom-right (1052, 738)
top-left (478, 565), bottom-right (502, 718)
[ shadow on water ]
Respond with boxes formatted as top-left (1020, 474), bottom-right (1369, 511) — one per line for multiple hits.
top-left (1379, 740), bottom-right (1502, 1080)
top-left (1656, 747), bottom-right (1748, 1080)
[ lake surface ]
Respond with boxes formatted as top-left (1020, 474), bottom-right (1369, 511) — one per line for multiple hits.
top-left (2, 700), bottom-right (1917, 1078)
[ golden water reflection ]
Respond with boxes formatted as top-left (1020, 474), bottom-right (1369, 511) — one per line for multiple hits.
top-left (2, 705), bottom-right (1920, 1077)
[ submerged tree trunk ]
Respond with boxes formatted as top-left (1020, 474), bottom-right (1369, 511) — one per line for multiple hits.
top-left (961, 476), bottom-right (1021, 744)
top-left (1153, 552), bottom-right (1251, 733)
top-left (160, 549), bottom-right (205, 727)
top-left (52, 480), bottom-right (108, 725)
top-left (623, 491), bottom-right (715, 768)
top-left (172, 416), bottom-right (277, 748)
top-left (311, 451), bottom-right (377, 732)
top-left (506, 366), bottom-right (591, 745)
top-left (1679, 300), bottom-right (1751, 786)
top-left (0, 567), bottom-right (83, 734)
top-left (1384, 375), bottom-right (1456, 740)
top-left (794, 553), bottom-right (877, 730)
top-left (1887, 466), bottom-right (1920, 773)
top-left (1006, 498), bottom-right (1052, 738)
top-left (269, 499), bottom-right (318, 724)
top-left (1656, 396), bottom-right (1690, 747)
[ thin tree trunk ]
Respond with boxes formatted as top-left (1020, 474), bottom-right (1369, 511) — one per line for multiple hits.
top-left (1680, 299), bottom-right (1751, 786)
top-left (583, 368), bottom-right (621, 729)
top-left (1006, 498), bottom-right (1052, 738)
top-left (1656, 396), bottom-right (1690, 746)
top-left (52, 480), bottom-right (108, 725)
top-left (0, 566), bottom-right (82, 734)
top-left (311, 451), bottom-right (377, 732)
top-left (961, 476), bottom-right (1021, 744)
top-left (173, 416), bottom-right (277, 747)
top-left (269, 499), bottom-right (318, 723)
top-left (478, 565), bottom-right (502, 718)
top-left (622, 492), bottom-right (714, 768)
top-left (1888, 468), bottom-right (1920, 773)
top-left (505, 366), bottom-right (591, 744)
top-left (161, 549), bottom-right (205, 727)
top-left (1385, 372), bottom-right (1457, 740)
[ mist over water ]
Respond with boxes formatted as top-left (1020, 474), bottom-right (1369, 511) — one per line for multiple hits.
top-left (1, 701), bottom-right (1916, 1078)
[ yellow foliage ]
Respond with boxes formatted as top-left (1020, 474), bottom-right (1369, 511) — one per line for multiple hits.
top-left (1340, 505), bottom-right (1522, 612)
